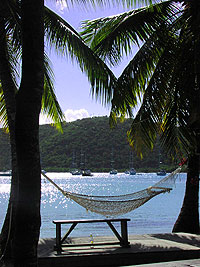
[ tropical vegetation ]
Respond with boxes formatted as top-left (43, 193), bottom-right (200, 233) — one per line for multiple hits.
top-left (81, 0), bottom-right (200, 234)
top-left (0, 116), bottom-right (178, 173)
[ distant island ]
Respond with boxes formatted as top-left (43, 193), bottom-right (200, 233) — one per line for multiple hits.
top-left (0, 116), bottom-right (177, 172)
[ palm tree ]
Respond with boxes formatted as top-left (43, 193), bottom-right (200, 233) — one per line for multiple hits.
top-left (0, 0), bottom-right (119, 265)
top-left (0, 2), bottom-right (66, 262)
top-left (81, 0), bottom-right (200, 234)
top-left (0, 1), bottom-right (63, 264)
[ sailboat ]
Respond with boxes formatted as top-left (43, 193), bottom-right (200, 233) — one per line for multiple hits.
top-left (125, 151), bottom-right (136, 175)
top-left (70, 151), bottom-right (82, 175)
top-left (80, 150), bottom-right (93, 176)
top-left (109, 148), bottom-right (117, 175)
top-left (157, 149), bottom-right (166, 176)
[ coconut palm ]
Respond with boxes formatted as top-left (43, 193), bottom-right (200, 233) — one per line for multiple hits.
top-left (0, 2), bottom-right (65, 264)
top-left (0, 1), bottom-right (118, 265)
top-left (81, 0), bottom-right (200, 234)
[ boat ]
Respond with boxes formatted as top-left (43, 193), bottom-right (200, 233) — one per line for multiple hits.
top-left (157, 170), bottom-right (167, 176)
top-left (79, 149), bottom-right (93, 176)
top-left (109, 148), bottom-right (117, 175)
top-left (82, 169), bottom-right (93, 176)
top-left (125, 152), bottom-right (136, 175)
top-left (110, 169), bottom-right (118, 175)
top-left (129, 168), bottom-right (136, 175)
top-left (157, 149), bottom-right (166, 176)
top-left (71, 169), bottom-right (82, 175)
top-left (70, 150), bottom-right (82, 175)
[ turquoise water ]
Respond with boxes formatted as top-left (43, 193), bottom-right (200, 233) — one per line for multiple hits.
top-left (0, 172), bottom-right (186, 238)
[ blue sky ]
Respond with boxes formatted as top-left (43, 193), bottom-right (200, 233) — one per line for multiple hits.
top-left (41, 1), bottom-right (138, 124)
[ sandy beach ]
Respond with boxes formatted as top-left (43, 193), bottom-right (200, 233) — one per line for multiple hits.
top-left (38, 232), bottom-right (200, 266)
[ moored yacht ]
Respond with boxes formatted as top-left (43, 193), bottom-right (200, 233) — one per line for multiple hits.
top-left (82, 169), bottom-right (93, 176)
top-left (110, 169), bottom-right (118, 175)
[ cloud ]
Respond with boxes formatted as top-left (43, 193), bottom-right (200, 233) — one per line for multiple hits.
top-left (39, 108), bottom-right (90, 125)
top-left (39, 114), bottom-right (54, 125)
top-left (64, 109), bottom-right (90, 122)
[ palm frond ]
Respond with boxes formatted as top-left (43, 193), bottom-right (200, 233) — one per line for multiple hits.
top-left (6, 36), bottom-right (21, 89)
top-left (57, 0), bottom-right (154, 9)
top-left (126, 17), bottom-right (199, 158)
top-left (41, 53), bottom-right (65, 131)
top-left (44, 6), bottom-right (117, 106)
top-left (111, 29), bottom-right (178, 156)
top-left (159, 21), bottom-right (200, 156)
top-left (109, 25), bottom-right (171, 125)
top-left (4, 0), bottom-right (22, 52)
top-left (81, 1), bottom-right (178, 65)
top-left (0, 85), bottom-right (9, 131)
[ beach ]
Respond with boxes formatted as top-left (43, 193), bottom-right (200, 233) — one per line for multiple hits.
top-left (37, 232), bottom-right (200, 266)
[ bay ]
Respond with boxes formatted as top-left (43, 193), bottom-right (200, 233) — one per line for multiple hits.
top-left (0, 172), bottom-right (186, 238)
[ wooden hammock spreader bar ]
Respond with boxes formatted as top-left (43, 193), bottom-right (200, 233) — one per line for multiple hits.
top-left (148, 186), bottom-right (172, 193)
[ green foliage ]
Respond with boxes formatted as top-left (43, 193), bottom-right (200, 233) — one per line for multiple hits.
top-left (0, 129), bottom-right (11, 171)
top-left (0, 116), bottom-right (178, 172)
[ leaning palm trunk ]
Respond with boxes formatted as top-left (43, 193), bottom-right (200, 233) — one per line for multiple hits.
top-left (173, 154), bottom-right (199, 234)
top-left (12, 0), bottom-right (44, 265)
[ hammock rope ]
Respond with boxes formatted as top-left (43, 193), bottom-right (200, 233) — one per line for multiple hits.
top-left (41, 166), bottom-right (182, 216)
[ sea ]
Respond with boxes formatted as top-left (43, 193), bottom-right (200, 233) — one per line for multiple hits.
top-left (0, 172), bottom-right (187, 239)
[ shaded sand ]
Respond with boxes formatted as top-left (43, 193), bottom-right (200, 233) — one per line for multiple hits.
top-left (38, 233), bottom-right (200, 266)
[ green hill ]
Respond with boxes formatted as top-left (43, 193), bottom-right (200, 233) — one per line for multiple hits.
top-left (0, 129), bottom-right (11, 171)
top-left (0, 116), bottom-right (177, 172)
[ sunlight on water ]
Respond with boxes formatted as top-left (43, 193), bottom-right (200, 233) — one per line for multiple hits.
top-left (0, 172), bottom-right (187, 238)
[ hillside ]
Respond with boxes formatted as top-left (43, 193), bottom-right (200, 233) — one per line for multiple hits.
top-left (0, 116), bottom-right (177, 172)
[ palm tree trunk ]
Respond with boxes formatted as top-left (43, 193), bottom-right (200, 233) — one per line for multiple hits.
top-left (172, 153), bottom-right (199, 234)
top-left (12, 0), bottom-right (44, 265)
top-left (0, 11), bottom-right (18, 259)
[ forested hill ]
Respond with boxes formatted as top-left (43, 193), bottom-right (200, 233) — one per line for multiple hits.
top-left (0, 116), bottom-right (177, 172)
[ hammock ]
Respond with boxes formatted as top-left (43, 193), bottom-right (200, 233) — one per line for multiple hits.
top-left (41, 167), bottom-right (182, 216)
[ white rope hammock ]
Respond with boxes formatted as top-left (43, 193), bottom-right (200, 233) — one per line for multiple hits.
top-left (41, 167), bottom-right (182, 216)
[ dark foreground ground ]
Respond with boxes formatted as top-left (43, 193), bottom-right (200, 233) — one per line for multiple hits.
top-left (38, 233), bottom-right (200, 267)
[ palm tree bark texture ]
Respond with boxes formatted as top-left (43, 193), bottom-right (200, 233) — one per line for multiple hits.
top-left (12, 0), bottom-right (44, 266)
top-left (173, 154), bottom-right (199, 234)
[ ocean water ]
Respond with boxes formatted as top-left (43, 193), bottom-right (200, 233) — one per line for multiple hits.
top-left (0, 172), bottom-right (187, 239)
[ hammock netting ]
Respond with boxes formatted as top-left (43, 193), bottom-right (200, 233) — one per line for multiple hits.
top-left (42, 166), bottom-right (182, 216)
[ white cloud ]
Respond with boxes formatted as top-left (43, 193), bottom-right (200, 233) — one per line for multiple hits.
top-left (64, 108), bottom-right (90, 122)
top-left (39, 114), bottom-right (54, 125)
top-left (39, 108), bottom-right (90, 125)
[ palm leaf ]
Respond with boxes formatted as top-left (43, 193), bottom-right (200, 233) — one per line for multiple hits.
top-left (127, 17), bottom-right (198, 158)
top-left (109, 27), bottom-right (177, 156)
top-left (41, 53), bottom-right (65, 131)
top-left (81, 1), bottom-right (178, 65)
top-left (0, 86), bottom-right (9, 130)
top-left (109, 25), bottom-right (172, 124)
top-left (44, 6), bottom-right (117, 106)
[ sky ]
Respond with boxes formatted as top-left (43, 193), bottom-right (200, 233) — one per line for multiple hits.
top-left (40, 1), bottom-right (138, 124)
